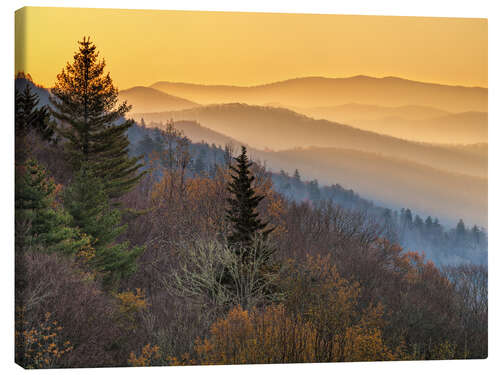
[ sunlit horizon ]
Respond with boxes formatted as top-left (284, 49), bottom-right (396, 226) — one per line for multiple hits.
top-left (15, 7), bottom-right (488, 90)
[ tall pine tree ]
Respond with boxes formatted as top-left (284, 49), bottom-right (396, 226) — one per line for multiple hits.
top-left (50, 37), bottom-right (144, 200)
top-left (225, 146), bottom-right (273, 249)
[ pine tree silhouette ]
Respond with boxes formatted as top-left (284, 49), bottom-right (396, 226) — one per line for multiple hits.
top-left (225, 146), bottom-right (273, 250)
top-left (50, 37), bottom-right (144, 200)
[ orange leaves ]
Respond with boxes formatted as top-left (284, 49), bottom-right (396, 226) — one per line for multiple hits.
top-left (149, 161), bottom-right (288, 242)
top-left (115, 288), bottom-right (148, 332)
top-left (194, 305), bottom-right (317, 365)
top-left (75, 233), bottom-right (96, 262)
top-left (192, 300), bottom-right (396, 365)
top-left (15, 311), bottom-right (73, 369)
top-left (117, 288), bottom-right (148, 314)
top-left (128, 345), bottom-right (198, 367)
top-left (342, 326), bottom-right (394, 362)
top-left (279, 255), bottom-right (399, 362)
top-left (128, 344), bottom-right (162, 366)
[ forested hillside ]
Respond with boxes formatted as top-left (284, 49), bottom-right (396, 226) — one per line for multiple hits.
top-left (15, 39), bottom-right (487, 369)
top-left (134, 114), bottom-right (487, 227)
top-left (128, 122), bottom-right (487, 266)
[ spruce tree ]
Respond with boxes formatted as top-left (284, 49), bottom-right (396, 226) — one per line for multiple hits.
top-left (456, 219), bottom-right (466, 238)
top-left (293, 169), bottom-right (301, 182)
top-left (225, 146), bottom-right (272, 249)
top-left (64, 166), bottom-right (143, 288)
top-left (50, 37), bottom-right (144, 200)
top-left (15, 159), bottom-right (89, 255)
top-left (15, 84), bottom-right (52, 164)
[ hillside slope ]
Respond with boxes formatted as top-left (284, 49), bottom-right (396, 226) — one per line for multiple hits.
top-left (134, 119), bottom-right (487, 227)
top-left (133, 103), bottom-right (487, 178)
top-left (297, 104), bottom-right (487, 143)
top-left (259, 147), bottom-right (487, 227)
top-left (119, 86), bottom-right (199, 113)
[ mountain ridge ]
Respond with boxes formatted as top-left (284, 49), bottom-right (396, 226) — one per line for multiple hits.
top-left (149, 75), bottom-right (488, 90)
top-left (118, 86), bottom-right (199, 113)
top-left (132, 102), bottom-right (487, 178)
top-left (150, 75), bottom-right (487, 113)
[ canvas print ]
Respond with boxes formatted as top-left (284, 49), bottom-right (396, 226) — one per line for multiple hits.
top-left (14, 7), bottom-right (487, 368)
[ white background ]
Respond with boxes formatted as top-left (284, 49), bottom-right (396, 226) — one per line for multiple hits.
top-left (1, 1), bottom-right (497, 374)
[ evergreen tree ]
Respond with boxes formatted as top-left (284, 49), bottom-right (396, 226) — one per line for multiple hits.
top-left (15, 159), bottom-right (89, 255)
top-left (50, 37), bottom-right (144, 200)
top-left (226, 146), bottom-right (273, 250)
top-left (194, 155), bottom-right (206, 175)
top-left (414, 215), bottom-right (424, 232)
top-left (472, 225), bottom-right (481, 245)
top-left (308, 179), bottom-right (321, 202)
top-left (425, 216), bottom-right (434, 234)
top-left (64, 166), bottom-right (143, 288)
top-left (293, 169), bottom-right (301, 182)
top-left (15, 84), bottom-right (52, 164)
top-left (136, 134), bottom-right (156, 162)
top-left (456, 219), bottom-right (466, 238)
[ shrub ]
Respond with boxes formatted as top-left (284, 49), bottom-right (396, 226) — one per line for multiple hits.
top-left (194, 305), bottom-right (316, 364)
top-left (167, 236), bottom-right (282, 312)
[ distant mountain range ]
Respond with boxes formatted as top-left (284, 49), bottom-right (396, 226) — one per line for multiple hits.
top-left (121, 76), bottom-right (487, 144)
top-left (149, 75), bottom-right (487, 113)
top-left (132, 103), bottom-right (487, 178)
top-left (294, 104), bottom-right (487, 144)
top-left (19, 75), bottom-right (488, 145)
top-left (118, 86), bottom-right (199, 113)
top-left (15, 76), bottom-right (488, 227)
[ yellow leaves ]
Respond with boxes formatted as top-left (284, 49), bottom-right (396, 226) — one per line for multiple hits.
top-left (16, 312), bottom-right (73, 369)
top-left (76, 234), bottom-right (96, 262)
top-left (343, 326), bottom-right (394, 362)
top-left (278, 255), bottom-right (402, 363)
top-left (429, 340), bottom-right (457, 360)
top-left (194, 304), bottom-right (317, 365)
top-left (114, 289), bottom-right (148, 332)
top-left (129, 343), bottom-right (199, 367)
top-left (116, 288), bottom-right (148, 314)
top-left (264, 193), bottom-right (287, 235)
top-left (128, 344), bottom-right (162, 367)
top-left (193, 301), bottom-right (397, 365)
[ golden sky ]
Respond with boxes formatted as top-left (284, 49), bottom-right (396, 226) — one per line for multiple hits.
top-left (15, 7), bottom-right (488, 89)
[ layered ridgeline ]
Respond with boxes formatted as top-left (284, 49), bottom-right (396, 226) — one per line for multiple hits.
top-left (118, 86), bottom-right (199, 114)
top-left (150, 76), bottom-right (487, 113)
top-left (147, 76), bottom-right (487, 144)
top-left (294, 104), bottom-right (487, 144)
top-left (16, 76), bottom-right (487, 228)
top-left (132, 104), bottom-right (487, 177)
